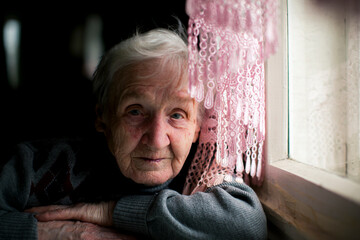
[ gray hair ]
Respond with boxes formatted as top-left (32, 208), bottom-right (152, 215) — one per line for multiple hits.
top-left (92, 28), bottom-right (188, 110)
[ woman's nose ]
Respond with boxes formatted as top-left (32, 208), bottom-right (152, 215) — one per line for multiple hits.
top-left (141, 115), bottom-right (170, 150)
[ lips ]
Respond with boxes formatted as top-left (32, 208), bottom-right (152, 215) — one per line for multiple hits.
top-left (132, 155), bottom-right (171, 162)
top-left (131, 150), bottom-right (173, 164)
top-left (141, 157), bottom-right (164, 163)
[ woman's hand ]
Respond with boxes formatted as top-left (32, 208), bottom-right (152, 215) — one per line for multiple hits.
top-left (37, 221), bottom-right (136, 240)
top-left (26, 201), bottom-right (116, 226)
top-left (26, 202), bottom-right (139, 240)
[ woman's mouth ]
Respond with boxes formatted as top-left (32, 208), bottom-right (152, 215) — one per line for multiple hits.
top-left (142, 157), bottom-right (163, 163)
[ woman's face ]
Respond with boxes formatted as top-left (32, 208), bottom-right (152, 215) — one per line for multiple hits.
top-left (97, 63), bottom-right (200, 186)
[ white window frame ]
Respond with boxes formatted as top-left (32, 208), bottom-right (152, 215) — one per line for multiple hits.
top-left (257, 0), bottom-right (360, 239)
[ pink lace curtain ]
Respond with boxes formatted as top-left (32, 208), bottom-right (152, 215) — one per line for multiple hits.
top-left (183, 0), bottom-right (278, 194)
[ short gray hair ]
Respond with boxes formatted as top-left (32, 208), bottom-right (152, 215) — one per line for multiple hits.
top-left (92, 28), bottom-right (188, 110)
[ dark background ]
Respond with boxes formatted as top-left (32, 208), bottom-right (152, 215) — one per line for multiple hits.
top-left (0, 1), bottom-right (188, 160)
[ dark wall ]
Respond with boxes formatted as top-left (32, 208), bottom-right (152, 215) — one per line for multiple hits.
top-left (1, 2), bottom-right (188, 159)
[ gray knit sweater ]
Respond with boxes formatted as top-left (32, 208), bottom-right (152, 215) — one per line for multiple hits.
top-left (0, 137), bottom-right (267, 239)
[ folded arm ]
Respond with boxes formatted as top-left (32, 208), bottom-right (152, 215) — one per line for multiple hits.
top-left (34, 182), bottom-right (267, 240)
top-left (115, 182), bottom-right (267, 240)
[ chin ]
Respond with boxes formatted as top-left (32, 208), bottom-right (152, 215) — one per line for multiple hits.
top-left (131, 172), bottom-right (173, 186)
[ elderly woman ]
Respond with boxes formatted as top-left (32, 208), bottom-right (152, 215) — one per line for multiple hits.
top-left (0, 28), bottom-right (267, 239)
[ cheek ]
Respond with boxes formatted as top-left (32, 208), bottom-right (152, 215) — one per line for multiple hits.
top-left (126, 125), bottom-right (143, 140)
top-left (171, 129), bottom-right (197, 169)
top-left (122, 116), bottom-right (147, 139)
top-left (106, 121), bottom-right (144, 156)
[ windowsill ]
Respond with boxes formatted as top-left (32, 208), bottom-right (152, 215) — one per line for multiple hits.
top-left (272, 159), bottom-right (360, 205)
top-left (256, 159), bottom-right (360, 239)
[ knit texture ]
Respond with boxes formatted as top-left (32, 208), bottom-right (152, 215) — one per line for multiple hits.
top-left (113, 194), bottom-right (155, 235)
top-left (0, 212), bottom-right (37, 240)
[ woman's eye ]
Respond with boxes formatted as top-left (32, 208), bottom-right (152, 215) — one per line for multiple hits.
top-left (171, 112), bottom-right (184, 120)
top-left (128, 109), bottom-right (142, 116)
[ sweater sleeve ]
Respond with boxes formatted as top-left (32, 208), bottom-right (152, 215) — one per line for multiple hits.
top-left (113, 182), bottom-right (267, 240)
top-left (0, 144), bottom-right (38, 240)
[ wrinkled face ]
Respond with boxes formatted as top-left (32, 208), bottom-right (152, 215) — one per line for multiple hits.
top-left (96, 63), bottom-right (200, 186)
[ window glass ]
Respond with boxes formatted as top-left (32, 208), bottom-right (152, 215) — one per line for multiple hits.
top-left (288, 0), bottom-right (360, 182)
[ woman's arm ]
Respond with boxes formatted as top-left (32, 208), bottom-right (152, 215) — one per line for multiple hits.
top-left (32, 182), bottom-right (267, 239)
top-left (34, 182), bottom-right (267, 239)
top-left (114, 182), bottom-right (267, 240)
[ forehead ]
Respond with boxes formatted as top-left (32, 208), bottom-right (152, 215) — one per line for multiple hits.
top-left (114, 59), bottom-right (190, 102)
top-left (121, 84), bottom-right (193, 106)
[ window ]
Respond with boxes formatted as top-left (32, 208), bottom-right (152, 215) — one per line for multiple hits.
top-left (288, 0), bottom-right (360, 182)
top-left (257, 0), bottom-right (360, 239)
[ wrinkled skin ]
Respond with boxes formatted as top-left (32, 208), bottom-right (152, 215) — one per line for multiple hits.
top-left (26, 202), bottom-right (137, 240)
top-left (37, 221), bottom-right (136, 240)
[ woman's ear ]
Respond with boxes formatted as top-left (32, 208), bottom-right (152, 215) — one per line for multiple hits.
top-left (95, 105), bottom-right (106, 133)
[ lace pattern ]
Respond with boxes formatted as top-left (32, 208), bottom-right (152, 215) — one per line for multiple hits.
top-left (183, 0), bottom-right (278, 194)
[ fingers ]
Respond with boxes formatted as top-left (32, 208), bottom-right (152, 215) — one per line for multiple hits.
top-left (81, 224), bottom-right (139, 240)
top-left (26, 203), bottom-right (86, 223)
top-left (38, 221), bottom-right (138, 240)
top-left (28, 202), bottom-right (116, 227)
top-left (25, 205), bottom-right (69, 214)
top-left (35, 206), bottom-right (77, 222)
